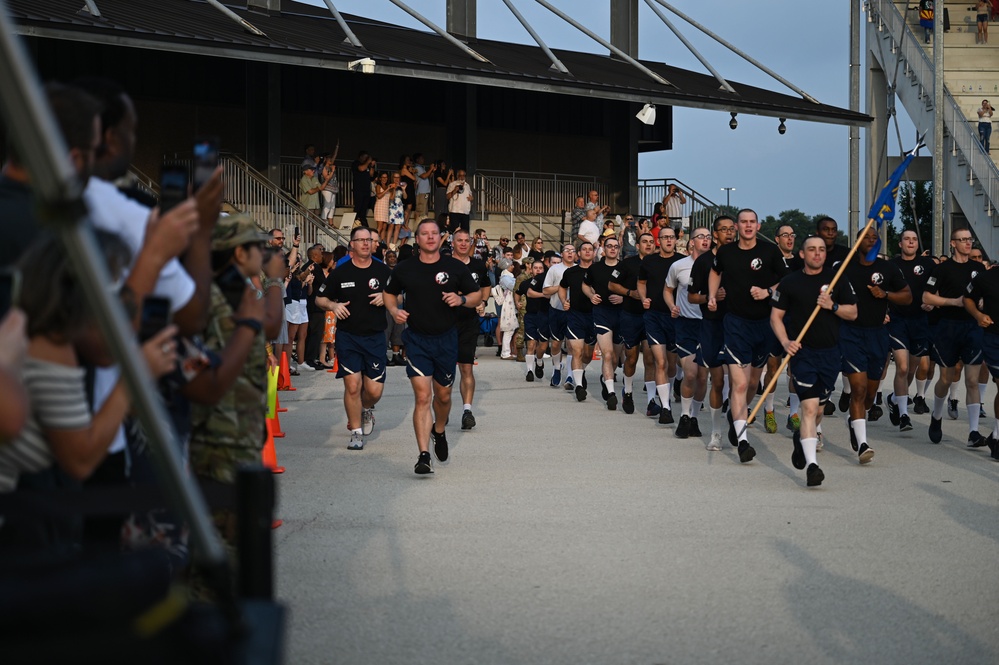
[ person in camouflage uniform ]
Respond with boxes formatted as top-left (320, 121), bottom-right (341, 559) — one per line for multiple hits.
top-left (513, 256), bottom-right (535, 362)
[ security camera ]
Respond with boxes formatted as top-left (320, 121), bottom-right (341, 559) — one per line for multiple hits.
top-left (778, 118), bottom-right (787, 135)
top-left (348, 58), bottom-right (376, 74)
top-left (729, 112), bottom-right (738, 130)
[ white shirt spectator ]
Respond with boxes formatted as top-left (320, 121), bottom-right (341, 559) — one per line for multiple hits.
top-left (446, 179), bottom-right (472, 215)
top-left (577, 219), bottom-right (600, 245)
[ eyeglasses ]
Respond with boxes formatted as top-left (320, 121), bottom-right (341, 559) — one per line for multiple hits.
top-left (691, 233), bottom-right (711, 240)
top-left (625, 217), bottom-right (634, 221)
top-left (953, 237), bottom-right (974, 242)
top-left (500, 238), bottom-right (509, 242)
top-left (659, 234), bottom-right (675, 240)
top-left (604, 243), bottom-right (619, 249)
top-left (777, 233), bottom-right (796, 239)
top-left (716, 227), bottom-right (736, 233)
top-left (351, 237), bottom-right (373, 243)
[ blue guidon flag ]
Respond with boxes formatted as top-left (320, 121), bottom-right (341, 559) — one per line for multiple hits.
top-left (865, 134), bottom-right (927, 261)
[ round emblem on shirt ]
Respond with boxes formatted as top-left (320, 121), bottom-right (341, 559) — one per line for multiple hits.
top-left (368, 278), bottom-right (381, 290)
top-left (750, 258), bottom-right (763, 271)
top-left (820, 284), bottom-right (830, 293)
top-left (471, 273), bottom-right (480, 284)
top-left (435, 272), bottom-right (450, 285)
top-left (913, 265), bottom-right (925, 276)
top-left (871, 273), bottom-right (884, 285)
top-left (972, 270), bottom-right (980, 279)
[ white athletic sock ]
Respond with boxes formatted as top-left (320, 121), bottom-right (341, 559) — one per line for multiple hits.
top-left (802, 437), bottom-right (818, 467)
top-left (980, 383), bottom-right (989, 404)
top-left (656, 384), bottom-right (671, 410)
top-left (572, 369), bottom-right (584, 386)
top-left (949, 382), bottom-right (960, 400)
top-left (789, 393), bottom-right (800, 415)
top-left (710, 407), bottom-right (721, 434)
top-left (734, 419), bottom-right (748, 443)
top-left (969, 403), bottom-right (981, 432)
top-left (645, 381), bottom-right (657, 400)
top-left (604, 378), bottom-right (615, 396)
top-left (691, 399), bottom-right (702, 418)
top-left (764, 391), bottom-right (775, 411)
top-left (463, 403), bottom-right (472, 412)
top-left (895, 392), bottom-right (909, 417)
top-left (816, 422), bottom-right (823, 434)
top-left (526, 354), bottom-right (535, 375)
top-left (915, 379), bottom-right (927, 398)
top-left (932, 395), bottom-right (946, 419)
top-left (850, 418), bottom-right (867, 445)
top-left (624, 375), bottom-right (634, 393)
top-left (351, 428), bottom-right (363, 435)
top-left (681, 396), bottom-right (692, 418)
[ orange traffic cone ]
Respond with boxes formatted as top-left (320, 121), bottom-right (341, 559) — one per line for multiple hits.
top-left (276, 394), bottom-right (287, 413)
top-left (278, 351), bottom-right (296, 392)
top-left (270, 409), bottom-right (285, 438)
top-left (326, 352), bottom-right (339, 374)
top-left (263, 419), bottom-right (285, 474)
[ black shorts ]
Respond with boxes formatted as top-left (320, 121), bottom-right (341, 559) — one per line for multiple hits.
top-left (524, 311), bottom-right (550, 342)
top-left (790, 345), bottom-right (840, 402)
top-left (839, 324), bottom-right (890, 378)
top-left (404, 327), bottom-right (459, 386)
top-left (930, 319), bottom-right (983, 368)
top-left (722, 314), bottom-right (774, 368)
top-left (456, 317), bottom-right (479, 365)
top-left (887, 313), bottom-right (929, 357)
top-left (335, 330), bottom-right (388, 382)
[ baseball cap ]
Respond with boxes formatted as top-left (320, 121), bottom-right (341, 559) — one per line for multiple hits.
top-left (211, 213), bottom-right (270, 251)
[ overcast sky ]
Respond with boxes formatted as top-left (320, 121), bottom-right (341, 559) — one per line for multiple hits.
top-left (299, 0), bottom-right (918, 224)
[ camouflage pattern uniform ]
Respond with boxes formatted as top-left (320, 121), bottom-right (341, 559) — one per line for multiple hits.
top-left (513, 269), bottom-right (530, 360)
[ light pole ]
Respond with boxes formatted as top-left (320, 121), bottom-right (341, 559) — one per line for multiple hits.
top-left (720, 187), bottom-right (735, 209)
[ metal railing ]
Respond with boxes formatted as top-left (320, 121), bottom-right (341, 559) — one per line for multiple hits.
top-left (474, 172), bottom-right (567, 246)
top-left (125, 165), bottom-right (159, 199)
top-left (475, 169), bottom-right (609, 218)
top-left (636, 178), bottom-right (723, 223)
top-left (280, 158), bottom-right (356, 209)
top-left (873, 0), bottom-right (998, 217)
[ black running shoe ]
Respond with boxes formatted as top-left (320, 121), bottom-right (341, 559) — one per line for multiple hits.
top-left (899, 414), bottom-right (913, 432)
top-left (867, 404), bottom-right (883, 422)
top-left (675, 415), bottom-right (690, 439)
top-left (874, 391), bottom-right (883, 406)
top-left (535, 363), bottom-right (544, 379)
top-left (806, 463), bottom-right (825, 487)
top-left (721, 398), bottom-right (729, 413)
top-left (658, 406), bottom-right (674, 425)
top-left (622, 392), bottom-right (635, 414)
top-left (646, 400), bottom-right (661, 418)
top-left (988, 435), bottom-right (999, 459)
top-left (606, 391), bottom-right (618, 411)
top-left (858, 442), bottom-right (874, 464)
top-left (600, 382), bottom-right (609, 401)
top-left (414, 451), bottom-right (433, 475)
top-left (838, 391), bottom-right (851, 413)
top-left (791, 429), bottom-right (806, 470)
top-left (526, 372), bottom-right (535, 382)
top-left (967, 431), bottom-right (987, 448)
top-left (461, 409), bottom-right (476, 431)
top-left (575, 385), bottom-right (587, 402)
top-left (431, 427), bottom-right (449, 464)
top-left (912, 395), bottom-right (930, 414)
top-left (727, 410), bottom-right (737, 447)
top-left (849, 424), bottom-right (858, 452)
top-left (823, 400), bottom-right (836, 416)
top-left (887, 393), bottom-right (900, 426)
top-left (689, 417), bottom-right (702, 437)
top-left (929, 416), bottom-right (943, 444)
top-left (738, 440), bottom-right (757, 463)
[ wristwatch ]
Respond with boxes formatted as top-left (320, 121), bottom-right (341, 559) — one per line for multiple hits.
top-left (831, 303), bottom-right (840, 313)
top-left (460, 295), bottom-right (467, 306)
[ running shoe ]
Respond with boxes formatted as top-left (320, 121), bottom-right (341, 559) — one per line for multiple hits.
top-left (414, 451), bottom-right (433, 475)
top-left (658, 406), bottom-right (674, 425)
top-left (858, 442), bottom-right (874, 464)
top-left (967, 431), bottom-right (986, 448)
top-left (727, 411), bottom-right (737, 447)
top-left (867, 404), bottom-right (883, 422)
top-left (622, 391), bottom-right (635, 414)
top-left (887, 393), bottom-right (900, 426)
top-left (526, 371), bottom-right (535, 382)
top-left (706, 432), bottom-right (723, 451)
top-left (929, 416), bottom-right (943, 444)
top-left (348, 432), bottom-right (364, 451)
top-left (646, 400), bottom-right (662, 418)
top-left (791, 429), bottom-right (806, 470)
top-left (764, 410), bottom-right (777, 434)
top-left (738, 440), bottom-right (757, 463)
top-left (987, 434), bottom-right (999, 458)
top-left (675, 414), bottom-right (690, 439)
top-left (912, 395), bottom-right (930, 414)
top-left (899, 414), bottom-right (913, 432)
top-left (823, 400), bottom-right (835, 416)
top-left (786, 413), bottom-right (801, 432)
top-left (461, 409), bottom-right (476, 431)
top-left (362, 408), bottom-right (375, 436)
top-left (550, 368), bottom-right (562, 388)
top-left (600, 382), bottom-right (609, 401)
top-left (431, 427), bottom-right (449, 464)
top-left (947, 399), bottom-right (959, 420)
top-left (575, 385), bottom-right (587, 402)
top-left (534, 362), bottom-right (544, 379)
top-left (849, 424), bottom-right (858, 452)
top-left (606, 391), bottom-right (618, 411)
top-left (688, 417), bottom-right (702, 437)
top-left (564, 376), bottom-right (575, 391)
top-left (838, 391), bottom-right (851, 413)
top-left (806, 463), bottom-right (825, 487)
top-left (816, 431), bottom-right (824, 451)
top-left (300, 360), bottom-right (318, 371)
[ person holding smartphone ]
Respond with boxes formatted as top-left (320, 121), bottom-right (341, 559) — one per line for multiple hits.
top-left (446, 168), bottom-right (474, 233)
top-left (979, 99), bottom-right (993, 153)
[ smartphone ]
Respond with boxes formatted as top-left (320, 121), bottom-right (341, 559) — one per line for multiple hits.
top-left (293, 226), bottom-right (299, 239)
top-left (159, 164), bottom-right (189, 213)
top-left (216, 264), bottom-right (248, 312)
top-left (0, 267), bottom-right (21, 318)
top-left (192, 136), bottom-right (219, 191)
top-left (139, 296), bottom-right (172, 342)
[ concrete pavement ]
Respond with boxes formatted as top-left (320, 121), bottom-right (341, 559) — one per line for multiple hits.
top-left (273, 354), bottom-right (999, 664)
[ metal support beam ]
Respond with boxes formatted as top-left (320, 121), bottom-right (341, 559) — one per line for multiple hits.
top-left (932, 6), bottom-right (945, 255)
top-left (650, 0), bottom-right (818, 103)
top-left (321, 0), bottom-right (364, 49)
top-left (533, 0), bottom-right (672, 88)
top-left (389, 0), bottom-right (491, 64)
top-left (446, 0), bottom-right (476, 39)
top-left (80, 0), bottom-right (102, 18)
top-left (850, 0), bottom-right (861, 232)
top-left (643, 0), bottom-right (735, 94)
top-left (500, 0), bottom-right (569, 74)
top-left (610, 0), bottom-right (639, 59)
top-left (205, 0), bottom-right (267, 38)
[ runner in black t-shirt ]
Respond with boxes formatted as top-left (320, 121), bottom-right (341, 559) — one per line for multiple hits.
top-left (708, 209), bottom-right (787, 462)
top-left (583, 238), bottom-right (625, 410)
top-left (383, 219), bottom-right (482, 474)
top-left (559, 241), bottom-right (596, 401)
top-left (923, 228), bottom-right (986, 446)
top-left (638, 227), bottom-right (684, 423)
top-left (886, 229), bottom-right (937, 423)
top-left (963, 266), bottom-right (999, 458)
top-left (771, 236), bottom-right (858, 487)
top-left (816, 216), bottom-right (851, 270)
top-left (609, 232), bottom-right (655, 415)
top-left (450, 229), bottom-right (493, 431)
top-left (838, 227), bottom-right (911, 462)
top-left (518, 261), bottom-right (550, 382)
top-left (315, 226), bottom-right (392, 450)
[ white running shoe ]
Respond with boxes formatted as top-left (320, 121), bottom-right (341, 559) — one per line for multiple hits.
top-left (361, 408), bottom-right (375, 436)
top-left (706, 432), bottom-right (723, 451)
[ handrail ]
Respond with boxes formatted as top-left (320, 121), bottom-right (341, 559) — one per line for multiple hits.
top-left (475, 170), bottom-right (610, 220)
top-left (474, 173), bottom-right (566, 246)
top-left (872, 0), bottom-right (999, 217)
top-left (126, 165), bottom-right (159, 199)
top-left (636, 177), bottom-right (723, 222)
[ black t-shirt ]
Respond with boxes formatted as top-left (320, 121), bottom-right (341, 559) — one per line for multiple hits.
top-left (316, 260), bottom-right (391, 335)
top-left (306, 264), bottom-right (327, 312)
top-left (560, 264), bottom-right (593, 314)
top-left (0, 176), bottom-right (46, 269)
top-left (639, 252), bottom-right (683, 312)
top-left (518, 273), bottom-right (549, 314)
top-left (712, 241), bottom-right (788, 320)
top-left (966, 269), bottom-right (999, 336)
top-left (455, 258), bottom-right (490, 321)
top-left (383, 255), bottom-right (478, 335)
top-left (585, 259), bottom-right (623, 309)
top-left (773, 269), bottom-right (858, 349)
top-left (889, 255), bottom-right (936, 318)
top-left (690, 251), bottom-right (725, 320)
top-left (843, 257), bottom-right (908, 328)
top-left (352, 160), bottom-right (372, 197)
top-left (826, 243), bottom-right (851, 270)
top-left (613, 255), bottom-right (645, 315)
top-left (925, 259), bottom-right (979, 322)
top-left (782, 253), bottom-right (805, 272)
